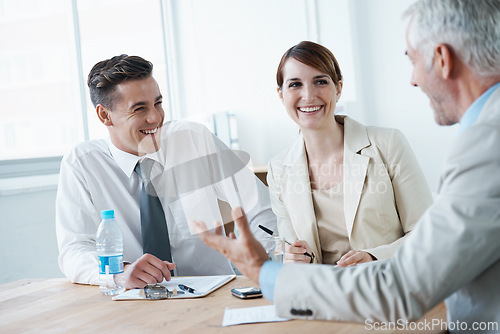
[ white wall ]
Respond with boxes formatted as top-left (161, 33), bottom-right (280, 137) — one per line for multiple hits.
top-left (169, 0), bottom-right (316, 166)
top-left (346, 0), bottom-right (457, 192)
top-left (0, 186), bottom-right (63, 283)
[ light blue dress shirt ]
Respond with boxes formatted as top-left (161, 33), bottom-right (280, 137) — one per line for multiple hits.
top-left (459, 82), bottom-right (500, 132)
top-left (259, 260), bottom-right (283, 301)
top-left (259, 81), bottom-right (500, 302)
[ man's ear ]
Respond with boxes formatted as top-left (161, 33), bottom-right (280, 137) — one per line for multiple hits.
top-left (96, 104), bottom-right (112, 126)
top-left (434, 44), bottom-right (453, 80)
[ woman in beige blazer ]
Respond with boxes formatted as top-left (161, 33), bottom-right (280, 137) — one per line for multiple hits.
top-left (267, 41), bottom-right (432, 266)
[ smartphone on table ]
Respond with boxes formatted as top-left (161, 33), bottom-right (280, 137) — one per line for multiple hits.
top-left (231, 287), bottom-right (262, 299)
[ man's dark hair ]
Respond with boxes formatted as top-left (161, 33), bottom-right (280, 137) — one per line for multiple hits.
top-left (87, 54), bottom-right (153, 109)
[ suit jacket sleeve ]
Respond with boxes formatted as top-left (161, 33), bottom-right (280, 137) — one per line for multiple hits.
top-left (273, 121), bottom-right (500, 322)
top-left (267, 160), bottom-right (300, 244)
top-left (362, 129), bottom-right (433, 260)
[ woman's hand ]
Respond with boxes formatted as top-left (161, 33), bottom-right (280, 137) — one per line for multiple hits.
top-left (336, 250), bottom-right (375, 267)
top-left (284, 240), bottom-right (314, 263)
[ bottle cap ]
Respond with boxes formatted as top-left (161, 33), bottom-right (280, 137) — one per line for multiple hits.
top-left (101, 209), bottom-right (114, 219)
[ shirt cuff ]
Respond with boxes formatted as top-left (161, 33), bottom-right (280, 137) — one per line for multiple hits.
top-left (259, 260), bottom-right (283, 302)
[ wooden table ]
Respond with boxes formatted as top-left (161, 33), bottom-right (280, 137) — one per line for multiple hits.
top-left (0, 277), bottom-right (447, 333)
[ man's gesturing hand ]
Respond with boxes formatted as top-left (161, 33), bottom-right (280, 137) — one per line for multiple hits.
top-left (189, 207), bottom-right (269, 283)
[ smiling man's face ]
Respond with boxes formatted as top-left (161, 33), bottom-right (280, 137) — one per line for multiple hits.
top-left (405, 20), bottom-right (459, 126)
top-left (104, 76), bottom-right (164, 156)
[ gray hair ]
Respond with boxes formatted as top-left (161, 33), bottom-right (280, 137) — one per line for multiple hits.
top-left (403, 0), bottom-right (500, 78)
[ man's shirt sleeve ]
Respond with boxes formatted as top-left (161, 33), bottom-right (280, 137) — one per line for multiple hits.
top-left (259, 260), bottom-right (283, 302)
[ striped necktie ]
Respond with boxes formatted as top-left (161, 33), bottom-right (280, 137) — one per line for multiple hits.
top-left (135, 159), bottom-right (173, 263)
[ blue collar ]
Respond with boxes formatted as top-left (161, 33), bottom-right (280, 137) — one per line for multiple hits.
top-left (459, 82), bottom-right (500, 133)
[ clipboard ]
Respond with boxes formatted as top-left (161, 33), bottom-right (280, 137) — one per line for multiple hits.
top-left (113, 275), bottom-right (236, 301)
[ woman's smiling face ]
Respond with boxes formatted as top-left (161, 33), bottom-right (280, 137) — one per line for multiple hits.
top-left (278, 58), bottom-right (341, 131)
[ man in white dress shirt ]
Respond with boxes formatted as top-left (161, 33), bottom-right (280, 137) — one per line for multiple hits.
top-left (191, 0), bottom-right (500, 332)
top-left (56, 55), bottom-right (276, 289)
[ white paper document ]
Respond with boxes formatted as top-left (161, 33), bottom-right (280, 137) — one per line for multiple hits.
top-left (113, 275), bottom-right (235, 300)
top-left (222, 305), bottom-right (291, 326)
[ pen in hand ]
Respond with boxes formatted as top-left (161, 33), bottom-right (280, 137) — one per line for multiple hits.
top-left (258, 224), bottom-right (314, 259)
top-left (178, 284), bottom-right (196, 294)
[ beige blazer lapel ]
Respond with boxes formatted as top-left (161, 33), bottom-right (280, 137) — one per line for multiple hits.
top-left (338, 116), bottom-right (371, 238)
top-left (281, 136), bottom-right (323, 263)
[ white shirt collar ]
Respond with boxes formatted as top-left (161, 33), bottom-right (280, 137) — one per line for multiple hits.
top-left (108, 140), bottom-right (141, 178)
top-left (108, 139), bottom-right (165, 178)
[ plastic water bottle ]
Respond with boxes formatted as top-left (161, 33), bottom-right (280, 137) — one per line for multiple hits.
top-left (96, 209), bottom-right (125, 295)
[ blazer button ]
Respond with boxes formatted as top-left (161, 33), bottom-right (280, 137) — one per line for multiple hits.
top-left (290, 308), bottom-right (313, 316)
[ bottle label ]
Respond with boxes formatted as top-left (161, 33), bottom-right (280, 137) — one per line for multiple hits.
top-left (98, 255), bottom-right (124, 275)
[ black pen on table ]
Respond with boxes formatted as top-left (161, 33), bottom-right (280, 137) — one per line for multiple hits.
top-left (258, 224), bottom-right (314, 259)
top-left (178, 284), bottom-right (196, 294)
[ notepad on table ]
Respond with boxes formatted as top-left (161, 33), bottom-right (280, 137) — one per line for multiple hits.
top-left (113, 275), bottom-right (235, 301)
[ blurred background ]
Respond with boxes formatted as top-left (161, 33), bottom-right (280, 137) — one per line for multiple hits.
top-left (0, 0), bottom-right (457, 284)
